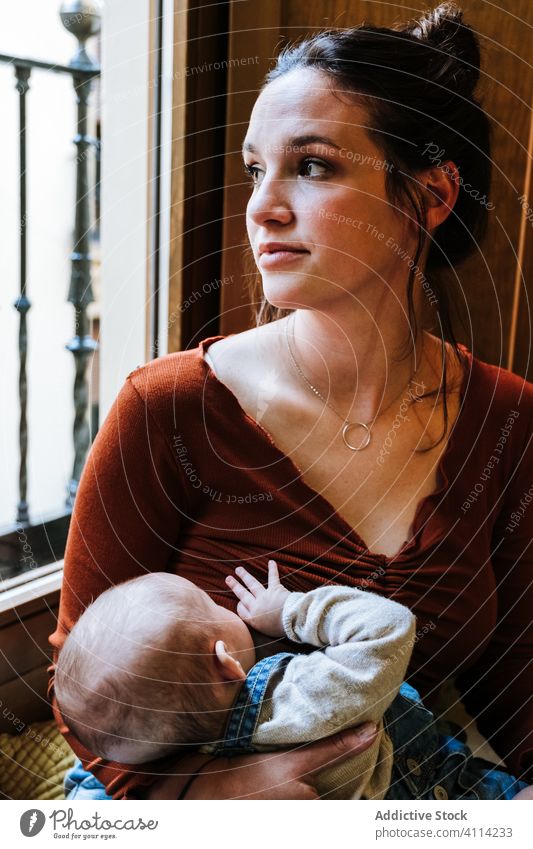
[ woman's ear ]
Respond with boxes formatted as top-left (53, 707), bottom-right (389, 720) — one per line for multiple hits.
top-left (422, 160), bottom-right (460, 231)
top-left (214, 640), bottom-right (246, 682)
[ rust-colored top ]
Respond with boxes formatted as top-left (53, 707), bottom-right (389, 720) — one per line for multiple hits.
top-left (48, 335), bottom-right (533, 797)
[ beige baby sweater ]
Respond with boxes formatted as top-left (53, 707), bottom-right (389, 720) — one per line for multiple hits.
top-left (207, 585), bottom-right (416, 799)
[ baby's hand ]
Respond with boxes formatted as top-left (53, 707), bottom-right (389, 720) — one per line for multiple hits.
top-left (225, 560), bottom-right (291, 637)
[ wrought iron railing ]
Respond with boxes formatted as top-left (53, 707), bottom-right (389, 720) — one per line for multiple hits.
top-left (0, 2), bottom-right (101, 580)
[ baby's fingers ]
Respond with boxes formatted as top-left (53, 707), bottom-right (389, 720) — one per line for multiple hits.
top-left (234, 566), bottom-right (265, 596)
top-left (268, 559), bottom-right (280, 586)
top-left (225, 574), bottom-right (254, 606)
top-left (236, 601), bottom-right (251, 622)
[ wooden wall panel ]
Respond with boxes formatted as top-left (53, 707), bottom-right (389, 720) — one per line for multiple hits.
top-left (167, 0), bottom-right (231, 352)
top-left (512, 98), bottom-right (533, 380)
top-left (0, 609), bottom-right (57, 683)
top-left (219, 0), bottom-right (533, 378)
top-left (0, 595), bottom-right (59, 733)
top-left (218, 2), bottom-right (283, 333)
top-left (0, 668), bottom-right (51, 734)
top-left (167, 1), bottom-right (189, 353)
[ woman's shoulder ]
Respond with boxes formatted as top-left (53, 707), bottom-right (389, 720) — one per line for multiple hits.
top-left (111, 325), bottom-right (276, 436)
top-left (113, 336), bottom-right (230, 433)
top-left (462, 346), bottom-right (533, 445)
top-left (125, 336), bottom-right (223, 394)
top-left (465, 346), bottom-right (533, 409)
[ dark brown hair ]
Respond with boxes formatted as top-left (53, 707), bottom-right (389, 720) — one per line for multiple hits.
top-left (247, 2), bottom-right (492, 448)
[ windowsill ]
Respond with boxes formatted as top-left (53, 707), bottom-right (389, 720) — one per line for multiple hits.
top-left (0, 560), bottom-right (63, 614)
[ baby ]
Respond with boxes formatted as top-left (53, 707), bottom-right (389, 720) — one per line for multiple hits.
top-left (55, 562), bottom-right (531, 800)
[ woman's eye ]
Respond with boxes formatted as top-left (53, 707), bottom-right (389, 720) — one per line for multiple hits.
top-left (243, 163), bottom-right (263, 185)
top-left (242, 157), bottom-right (330, 186)
top-left (299, 158), bottom-right (329, 178)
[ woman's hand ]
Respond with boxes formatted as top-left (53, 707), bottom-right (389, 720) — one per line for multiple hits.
top-left (512, 785), bottom-right (533, 800)
top-left (225, 560), bottom-right (291, 637)
top-left (145, 723), bottom-right (378, 800)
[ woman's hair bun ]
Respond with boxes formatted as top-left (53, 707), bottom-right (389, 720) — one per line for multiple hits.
top-left (399, 2), bottom-right (481, 95)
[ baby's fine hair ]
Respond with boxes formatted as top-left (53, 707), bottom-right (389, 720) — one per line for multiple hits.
top-left (55, 573), bottom-right (224, 763)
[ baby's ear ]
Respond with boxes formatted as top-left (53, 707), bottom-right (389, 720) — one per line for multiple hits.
top-left (214, 640), bottom-right (246, 682)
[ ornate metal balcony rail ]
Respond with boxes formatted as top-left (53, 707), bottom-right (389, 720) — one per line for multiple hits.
top-left (0, 3), bottom-right (101, 580)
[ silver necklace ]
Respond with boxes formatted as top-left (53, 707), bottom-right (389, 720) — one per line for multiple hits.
top-left (285, 314), bottom-right (418, 451)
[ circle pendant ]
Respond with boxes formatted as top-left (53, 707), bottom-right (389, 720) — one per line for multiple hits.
top-left (342, 422), bottom-right (371, 451)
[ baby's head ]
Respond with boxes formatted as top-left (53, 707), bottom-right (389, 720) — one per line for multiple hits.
top-left (55, 573), bottom-right (256, 763)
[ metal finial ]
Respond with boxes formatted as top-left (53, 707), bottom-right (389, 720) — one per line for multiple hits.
top-left (59, 1), bottom-right (102, 69)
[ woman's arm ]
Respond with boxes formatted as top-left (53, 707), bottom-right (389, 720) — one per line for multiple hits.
top-left (145, 725), bottom-right (379, 799)
top-left (48, 371), bottom-right (193, 798)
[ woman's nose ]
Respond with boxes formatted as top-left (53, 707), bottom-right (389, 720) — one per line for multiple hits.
top-left (247, 175), bottom-right (294, 227)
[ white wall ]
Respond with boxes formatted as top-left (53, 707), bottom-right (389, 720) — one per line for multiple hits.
top-left (100, 0), bottom-right (174, 418)
top-left (0, 1), bottom-right (96, 528)
top-left (0, 0), bottom-right (170, 528)
top-left (100, 0), bottom-right (151, 419)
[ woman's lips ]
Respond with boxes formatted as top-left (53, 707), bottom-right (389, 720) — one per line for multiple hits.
top-left (258, 249), bottom-right (309, 268)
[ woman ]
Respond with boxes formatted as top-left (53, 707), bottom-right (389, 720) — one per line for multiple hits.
top-left (50, 2), bottom-right (533, 799)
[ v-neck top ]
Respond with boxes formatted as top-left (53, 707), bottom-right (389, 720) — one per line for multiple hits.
top-left (49, 334), bottom-right (533, 798)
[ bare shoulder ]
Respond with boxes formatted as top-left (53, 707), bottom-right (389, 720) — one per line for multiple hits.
top-left (205, 324), bottom-right (469, 411)
top-left (205, 321), bottom-right (286, 385)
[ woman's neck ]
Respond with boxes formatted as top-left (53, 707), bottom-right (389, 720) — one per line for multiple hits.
top-left (284, 307), bottom-right (429, 423)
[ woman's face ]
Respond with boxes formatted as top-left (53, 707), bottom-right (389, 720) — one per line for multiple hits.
top-left (243, 68), bottom-right (413, 313)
